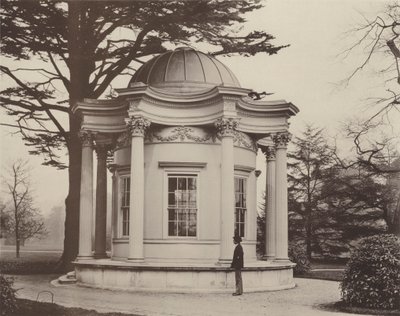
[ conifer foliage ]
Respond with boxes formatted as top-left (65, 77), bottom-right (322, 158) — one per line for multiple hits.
top-left (1, 1), bottom-right (285, 269)
top-left (287, 125), bottom-right (389, 259)
top-left (288, 125), bottom-right (336, 259)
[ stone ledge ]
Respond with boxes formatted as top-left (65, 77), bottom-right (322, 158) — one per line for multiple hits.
top-left (74, 261), bottom-right (295, 293)
top-left (73, 259), bottom-right (295, 272)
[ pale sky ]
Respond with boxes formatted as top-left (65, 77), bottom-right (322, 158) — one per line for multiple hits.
top-left (1, 0), bottom-right (399, 215)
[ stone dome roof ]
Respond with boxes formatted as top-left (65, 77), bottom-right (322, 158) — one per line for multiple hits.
top-left (129, 47), bottom-right (240, 92)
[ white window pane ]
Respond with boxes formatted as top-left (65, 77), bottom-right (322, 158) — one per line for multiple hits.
top-left (167, 175), bottom-right (197, 237)
top-left (234, 177), bottom-right (246, 238)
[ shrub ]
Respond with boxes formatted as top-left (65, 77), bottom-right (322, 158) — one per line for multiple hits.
top-left (340, 234), bottom-right (400, 310)
top-left (289, 242), bottom-right (311, 275)
top-left (0, 275), bottom-right (18, 316)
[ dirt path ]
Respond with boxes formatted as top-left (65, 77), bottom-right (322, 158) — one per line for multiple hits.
top-left (10, 274), bottom-right (371, 316)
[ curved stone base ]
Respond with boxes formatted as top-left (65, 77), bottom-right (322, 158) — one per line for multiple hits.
top-left (74, 259), bottom-right (295, 293)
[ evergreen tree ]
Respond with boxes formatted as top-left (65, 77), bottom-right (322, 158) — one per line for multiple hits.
top-left (288, 125), bottom-right (336, 259)
top-left (0, 1), bottom-right (285, 269)
top-left (288, 125), bottom-right (391, 259)
top-left (321, 166), bottom-right (389, 252)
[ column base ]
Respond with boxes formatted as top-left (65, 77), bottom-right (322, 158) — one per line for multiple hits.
top-left (217, 258), bottom-right (232, 267)
top-left (261, 255), bottom-right (276, 261)
top-left (76, 255), bottom-right (93, 261)
top-left (273, 258), bottom-right (292, 264)
top-left (127, 257), bottom-right (145, 263)
top-left (93, 252), bottom-right (108, 259)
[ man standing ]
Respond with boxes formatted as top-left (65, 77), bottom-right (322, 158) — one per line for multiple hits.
top-left (231, 233), bottom-right (244, 296)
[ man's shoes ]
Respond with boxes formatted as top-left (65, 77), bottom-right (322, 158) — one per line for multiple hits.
top-left (232, 293), bottom-right (242, 296)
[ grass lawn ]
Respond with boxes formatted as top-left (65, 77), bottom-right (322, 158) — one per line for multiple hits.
top-left (296, 259), bottom-right (346, 281)
top-left (0, 250), bottom-right (61, 274)
top-left (310, 261), bottom-right (347, 270)
top-left (11, 299), bottom-right (141, 316)
top-left (299, 269), bottom-right (344, 281)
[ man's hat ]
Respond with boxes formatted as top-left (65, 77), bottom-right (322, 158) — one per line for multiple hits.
top-left (233, 232), bottom-right (242, 243)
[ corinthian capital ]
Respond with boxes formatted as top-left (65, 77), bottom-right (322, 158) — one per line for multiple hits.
top-left (94, 143), bottom-right (111, 159)
top-left (125, 117), bottom-right (151, 137)
top-left (215, 117), bottom-right (239, 137)
top-left (78, 130), bottom-right (95, 147)
top-left (272, 132), bottom-right (291, 149)
top-left (261, 146), bottom-right (276, 160)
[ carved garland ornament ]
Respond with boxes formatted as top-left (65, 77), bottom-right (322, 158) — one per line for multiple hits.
top-left (232, 130), bottom-right (258, 152)
top-left (115, 132), bottom-right (130, 148)
top-left (146, 126), bottom-right (216, 143)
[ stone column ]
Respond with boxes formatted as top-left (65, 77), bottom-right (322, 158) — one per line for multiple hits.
top-left (215, 117), bottom-right (238, 263)
top-left (108, 164), bottom-right (118, 240)
top-left (273, 132), bottom-right (291, 261)
top-left (262, 146), bottom-right (276, 260)
top-left (126, 117), bottom-right (150, 262)
top-left (94, 143), bottom-right (109, 258)
top-left (77, 131), bottom-right (95, 259)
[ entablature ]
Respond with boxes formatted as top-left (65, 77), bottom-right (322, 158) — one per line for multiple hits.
top-left (73, 84), bottom-right (298, 138)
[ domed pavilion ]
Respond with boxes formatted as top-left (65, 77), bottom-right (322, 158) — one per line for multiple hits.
top-left (73, 47), bottom-right (299, 292)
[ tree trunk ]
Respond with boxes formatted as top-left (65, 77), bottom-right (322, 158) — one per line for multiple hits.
top-left (305, 206), bottom-right (312, 260)
top-left (16, 239), bottom-right (20, 258)
top-left (306, 225), bottom-right (312, 260)
top-left (59, 129), bottom-right (82, 271)
top-left (58, 2), bottom-right (91, 271)
top-left (15, 210), bottom-right (19, 258)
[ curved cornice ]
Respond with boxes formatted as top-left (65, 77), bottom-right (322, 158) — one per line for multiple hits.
top-left (73, 99), bottom-right (128, 133)
top-left (73, 86), bottom-right (299, 136)
top-left (237, 97), bottom-right (299, 117)
top-left (73, 99), bottom-right (127, 114)
top-left (116, 85), bottom-right (251, 105)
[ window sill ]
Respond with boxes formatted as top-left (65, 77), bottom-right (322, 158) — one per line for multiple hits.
top-left (113, 238), bottom-right (129, 243)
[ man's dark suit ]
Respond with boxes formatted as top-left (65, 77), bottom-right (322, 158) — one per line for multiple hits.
top-left (231, 243), bottom-right (243, 295)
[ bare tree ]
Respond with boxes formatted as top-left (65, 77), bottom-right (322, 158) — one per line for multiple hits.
top-left (339, 2), bottom-right (400, 235)
top-left (3, 160), bottom-right (47, 258)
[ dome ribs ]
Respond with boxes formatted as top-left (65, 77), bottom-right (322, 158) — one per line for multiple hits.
top-left (192, 49), bottom-right (207, 83)
top-left (129, 47), bottom-right (240, 89)
top-left (206, 54), bottom-right (224, 86)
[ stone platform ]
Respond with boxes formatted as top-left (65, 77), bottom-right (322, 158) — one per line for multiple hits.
top-left (74, 259), bottom-right (295, 293)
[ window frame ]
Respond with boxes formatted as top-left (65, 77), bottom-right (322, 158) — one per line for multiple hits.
top-left (118, 173), bottom-right (131, 238)
top-left (163, 169), bottom-right (201, 239)
top-left (234, 174), bottom-right (248, 240)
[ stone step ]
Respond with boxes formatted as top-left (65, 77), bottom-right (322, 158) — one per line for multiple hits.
top-left (58, 273), bottom-right (77, 285)
top-left (66, 271), bottom-right (76, 279)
